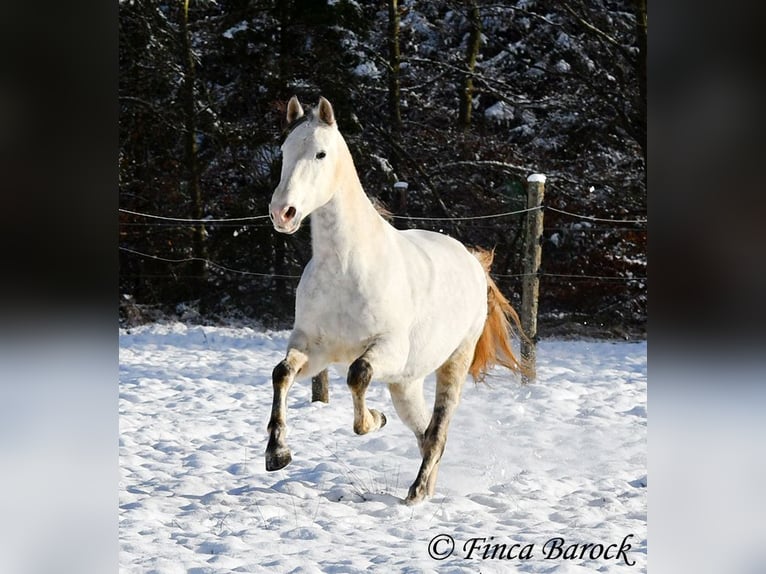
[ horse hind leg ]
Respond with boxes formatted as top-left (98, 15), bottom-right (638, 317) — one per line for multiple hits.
top-left (347, 357), bottom-right (387, 435)
top-left (387, 378), bottom-right (430, 453)
top-left (405, 345), bottom-right (473, 505)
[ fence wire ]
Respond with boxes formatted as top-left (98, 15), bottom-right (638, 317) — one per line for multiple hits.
top-left (119, 202), bottom-right (646, 283)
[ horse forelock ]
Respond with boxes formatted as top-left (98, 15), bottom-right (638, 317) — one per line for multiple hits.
top-left (280, 105), bottom-right (336, 147)
top-left (280, 114), bottom-right (310, 145)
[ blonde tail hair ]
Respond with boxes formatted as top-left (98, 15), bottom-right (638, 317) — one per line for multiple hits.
top-left (469, 248), bottom-right (533, 382)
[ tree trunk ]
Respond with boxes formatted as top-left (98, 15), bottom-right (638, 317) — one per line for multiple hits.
top-left (179, 0), bottom-right (207, 298)
top-left (387, 0), bottom-right (402, 138)
top-left (634, 0), bottom-right (647, 169)
top-left (276, 0), bottom-right (290, 100)
top-left (458, 0), bottom-right (482, 131)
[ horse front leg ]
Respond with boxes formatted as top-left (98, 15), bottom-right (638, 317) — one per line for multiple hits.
top-left (347, 357), bottom-right (387, 435)
top-left (265, 347), bottom-right (308, 471)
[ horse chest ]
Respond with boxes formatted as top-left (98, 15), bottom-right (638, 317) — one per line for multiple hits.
top-left (295, 263), bottom-right (398, 343)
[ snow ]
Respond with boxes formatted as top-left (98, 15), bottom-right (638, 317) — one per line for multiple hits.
top-left (120, 324), bottom-right (646, 572)
top-left (528, 173), bottom-right (547, 183)
top-left (352, 62), bottom-right (381, 79)
top-left (484, 101), bottom-right (515, 123)
top-left (222, 21), bottom-right (248, 40)
top-left (554, 59), bottom-right (571, 73)
top-left (555, 31), bottom-right (574, 50)
top-left (402, 10), bottom-right (436, 38)
top-left (370, 154), bottom-right (394, 177)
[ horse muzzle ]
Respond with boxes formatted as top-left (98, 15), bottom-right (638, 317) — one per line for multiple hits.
top-left (269, 203), bottom-right (302, 234)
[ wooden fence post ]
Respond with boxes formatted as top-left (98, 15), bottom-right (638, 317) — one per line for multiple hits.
top-left (311, 369), bottom-right (329, 403)
top-left (393, 181), bottom-right (408, 212)
top-left (520, 173), bottom-right (546, 383)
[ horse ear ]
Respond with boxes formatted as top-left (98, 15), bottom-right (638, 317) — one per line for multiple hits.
top-left (286, 96), bottom-right (304, 124)
top-left (317, 96), bottom-right (336, 126)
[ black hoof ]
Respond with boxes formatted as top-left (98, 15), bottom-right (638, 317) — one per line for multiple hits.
top-left (265, 448), bottom-right (292, 471)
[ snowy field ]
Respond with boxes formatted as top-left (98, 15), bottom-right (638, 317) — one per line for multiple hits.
top-left (119, 324), bottom-right (646, 573)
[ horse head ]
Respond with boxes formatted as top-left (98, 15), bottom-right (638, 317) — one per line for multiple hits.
top-left (269, 96), bottom-right (339, 234)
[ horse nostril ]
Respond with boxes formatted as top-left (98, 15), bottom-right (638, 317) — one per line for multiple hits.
top-left (284, 206), bottom-right (297, 221)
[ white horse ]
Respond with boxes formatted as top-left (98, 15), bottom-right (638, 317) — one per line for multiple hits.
top-left (266, 96), bottom-right (527, 504)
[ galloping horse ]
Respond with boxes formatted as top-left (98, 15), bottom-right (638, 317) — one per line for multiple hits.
top-left (266, 96), bottom-right (527, 504)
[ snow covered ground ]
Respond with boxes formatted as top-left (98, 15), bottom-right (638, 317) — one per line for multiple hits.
top-left (119, 324), bottom-right (646, 573)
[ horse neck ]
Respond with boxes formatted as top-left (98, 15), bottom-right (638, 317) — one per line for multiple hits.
top-left (310, 140), bottom-right (385, 267)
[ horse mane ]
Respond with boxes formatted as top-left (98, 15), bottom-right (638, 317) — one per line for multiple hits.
top-left (370, 197), bottom-right (393, 222)
top-left (469, 248), bottom-right (533, 382)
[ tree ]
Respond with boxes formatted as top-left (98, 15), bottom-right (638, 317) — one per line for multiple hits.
top-left (119, 0), bottom-right (647, 336)
top-left (458, 0), bottom-right (482, 130)
top-left (179, 0), bottom-right (208, 299)
top-left (388, 0), bottom-right (403, 138)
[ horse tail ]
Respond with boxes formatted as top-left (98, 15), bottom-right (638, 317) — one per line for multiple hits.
top-left (469, 248), bottom-right (532, 382)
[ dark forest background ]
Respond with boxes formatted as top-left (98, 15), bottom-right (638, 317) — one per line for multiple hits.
top-left (119, 0), bottom-right (646, 338)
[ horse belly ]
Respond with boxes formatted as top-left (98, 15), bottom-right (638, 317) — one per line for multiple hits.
top-left (405, 288), bottom-right (485, 379)
top-left (397, 231), bottom-right (488, 379)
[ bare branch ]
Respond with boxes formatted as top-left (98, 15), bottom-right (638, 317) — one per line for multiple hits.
top-left (433, 160), bottom-right (536, 175)
top-left (561, 3), bottom-right (635, 60)
top-left (407, 56), bottom-right (551, 108)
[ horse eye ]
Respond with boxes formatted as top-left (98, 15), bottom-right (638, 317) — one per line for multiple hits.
top-left (315, 151), bottom-right (326, 159)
